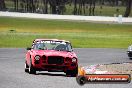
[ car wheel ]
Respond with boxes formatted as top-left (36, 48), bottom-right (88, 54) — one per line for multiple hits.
top-left (29, 59), bottom-right (36, 74)
top-left (66, 66), bottom-right (78, 77)
top-left (76, 75), bottom-right (87, 85)
top-left (25, 61), bottom-right (29, 73)
top-left (129, 56), bottom-right (132, 59)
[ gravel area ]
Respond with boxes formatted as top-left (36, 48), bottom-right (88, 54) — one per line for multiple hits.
top-left (99, 63), bottom-right (132, 77)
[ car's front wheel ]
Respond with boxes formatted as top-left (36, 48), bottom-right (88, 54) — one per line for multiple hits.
top-left (28, 59), bottom-right (36, 74)
top-left (66, 66), bottom-right (78, 77)
top-left (25, 61), bottom-right (29, 73)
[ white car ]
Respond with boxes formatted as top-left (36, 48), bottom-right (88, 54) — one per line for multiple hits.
top-left (127, 45), bottom-right (132, 59)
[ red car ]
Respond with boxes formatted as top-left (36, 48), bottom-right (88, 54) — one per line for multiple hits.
top-left (25, 39), bottom-right (78, 76)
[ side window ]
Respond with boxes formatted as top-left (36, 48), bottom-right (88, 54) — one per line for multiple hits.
top-left (32, 44), bottom-right (35, 49)
top-left (66, 43), bottom-right (73, 51)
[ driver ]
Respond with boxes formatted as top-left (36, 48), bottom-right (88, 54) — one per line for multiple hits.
top-left (36, 43), bottom-right (46, 50)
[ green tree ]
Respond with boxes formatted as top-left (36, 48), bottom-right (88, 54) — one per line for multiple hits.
top-left (0, 0), bottom-right (6, 11)
top-left (124, 0), bottom-right (131, 17)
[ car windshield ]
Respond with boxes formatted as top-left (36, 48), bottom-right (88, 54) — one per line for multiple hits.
top-left (34, 40), bottom-right (73, 52)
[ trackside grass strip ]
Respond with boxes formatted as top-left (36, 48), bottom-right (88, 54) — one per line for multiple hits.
top-left (0, 17), bottom-right (132, 48)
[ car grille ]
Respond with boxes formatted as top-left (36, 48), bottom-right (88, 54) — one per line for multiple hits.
top-left (48, 56), bottom-right (64, 64)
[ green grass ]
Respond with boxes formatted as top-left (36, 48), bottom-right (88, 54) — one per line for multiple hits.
top-left (0, 17), bottom-right (132, 48)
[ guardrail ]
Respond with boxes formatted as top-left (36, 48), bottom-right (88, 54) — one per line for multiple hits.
top-left (0, 11), bottom-right (132, 23)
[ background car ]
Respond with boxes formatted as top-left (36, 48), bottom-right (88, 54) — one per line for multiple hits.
top-left (25, 39), bottom-right (78, 76)
top-left (127, 45), bottom-right (132, 59)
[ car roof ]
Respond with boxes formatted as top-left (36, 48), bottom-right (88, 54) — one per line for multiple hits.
top-left (33, 39), bottom-right (70, 43)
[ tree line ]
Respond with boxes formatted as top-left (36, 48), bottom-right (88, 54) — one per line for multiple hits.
top-left (0, 0), bottom-right (131, 17)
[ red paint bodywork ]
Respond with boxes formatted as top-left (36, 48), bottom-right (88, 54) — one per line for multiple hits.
top-left (25, 39), bottom-right (78, 72)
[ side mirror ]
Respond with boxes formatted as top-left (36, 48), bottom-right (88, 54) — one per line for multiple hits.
top-left (27, 47), bottom-right (31, 50)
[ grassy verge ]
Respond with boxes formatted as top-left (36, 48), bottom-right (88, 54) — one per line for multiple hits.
top-left (0, 17), bottom-right (132, 48)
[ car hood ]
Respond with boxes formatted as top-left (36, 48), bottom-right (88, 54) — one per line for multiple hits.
top-left (33, 50), bottom-right (77, 58)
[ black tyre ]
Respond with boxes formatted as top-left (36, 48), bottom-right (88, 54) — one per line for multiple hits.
top-left (25, 61), bottom-right (29, 73)
top-left (129, 57), bottom-right (132, 60)
top-left (29, 59), bottom-right (36, 74)
top-left (76, 76), bottom-right (87, 85)
top-left (66, 66), bottom-right (78, 77)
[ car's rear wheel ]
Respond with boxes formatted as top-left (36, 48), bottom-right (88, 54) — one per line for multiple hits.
top-left (25, 61), bottom-right (29, 73)
top-left (66, 66), bottom-right (78, 77)
top-left (29, 59), bottom-right (36, 74)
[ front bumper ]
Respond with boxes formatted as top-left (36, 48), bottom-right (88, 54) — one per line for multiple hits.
top-left (34, 63), bottom-right (78, 72)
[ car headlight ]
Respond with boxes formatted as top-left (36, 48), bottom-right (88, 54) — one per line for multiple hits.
top-left (35, 55), bottom-right (40, 60)
top-left (72, 58), bottom-right (77, 62)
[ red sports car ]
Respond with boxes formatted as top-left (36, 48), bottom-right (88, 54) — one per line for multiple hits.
top-left (25, 39), bottom-right (78, 76)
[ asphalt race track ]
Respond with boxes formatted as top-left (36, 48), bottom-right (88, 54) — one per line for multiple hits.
top-left (0, 48), bottom-right (131, 88)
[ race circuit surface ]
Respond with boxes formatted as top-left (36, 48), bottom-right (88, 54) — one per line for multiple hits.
top-left (0, 48), bottom-right (131, 88)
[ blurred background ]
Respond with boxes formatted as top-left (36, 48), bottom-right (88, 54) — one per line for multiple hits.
top-left (0, 0), bottom-right (131, 17)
